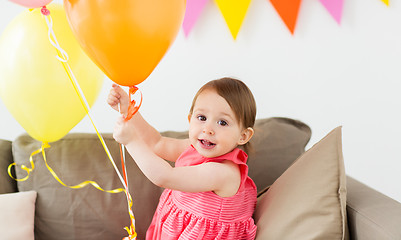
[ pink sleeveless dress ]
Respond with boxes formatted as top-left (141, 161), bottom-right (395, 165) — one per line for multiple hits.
top-left (146, 146), bottom-right (257, 240)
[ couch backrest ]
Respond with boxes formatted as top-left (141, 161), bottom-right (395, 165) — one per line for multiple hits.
top-left (0, 139), bottom-right (17, 194)
top-left (13, 133), bottom-right (163, 240)
top-left (11, 117), bottom-right (311, 240)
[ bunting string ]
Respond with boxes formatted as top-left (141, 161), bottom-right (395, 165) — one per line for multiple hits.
top-left (182, 0), bottom-right (389, 37)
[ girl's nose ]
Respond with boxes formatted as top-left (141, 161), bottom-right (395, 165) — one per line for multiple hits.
top-left (203, 125), bottom-right (214, 135)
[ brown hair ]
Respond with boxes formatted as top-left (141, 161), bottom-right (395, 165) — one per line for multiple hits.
top-left (189, 77), bottom-right (257, 153)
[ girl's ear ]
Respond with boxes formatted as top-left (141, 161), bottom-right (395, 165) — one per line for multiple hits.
top-left (188, 114), bottom-right (192, 123)
top-left (238, 127), bottom-right (254, 146)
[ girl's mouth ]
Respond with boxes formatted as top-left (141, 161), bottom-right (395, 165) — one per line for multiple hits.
top-left (199, 139), bottom-right (216, 149)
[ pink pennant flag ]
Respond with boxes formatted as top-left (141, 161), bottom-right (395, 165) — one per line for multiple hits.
top-left (183, 0), bottom-right (209, 37)
top-left (319, 0), bottom-right (344, 24)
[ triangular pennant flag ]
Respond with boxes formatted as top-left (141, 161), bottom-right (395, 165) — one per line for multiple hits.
top-left (270, 0), bottom-right (302, 34)
top-left (381, 0), bottom-right (389, 6)
top-left (183, 0), bottom-right (209, 37)
top-left (215, 0), bottom-right (252, 40)
top-left (319, 0), bottom-right (344, 24)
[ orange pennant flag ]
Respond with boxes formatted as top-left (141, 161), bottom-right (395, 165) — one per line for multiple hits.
top-left (381, 0), bottom-right (389, 6)
top-left (270, 0), bottom-right (302, 34)
top-left (215, 0), bottom-right (252, 39)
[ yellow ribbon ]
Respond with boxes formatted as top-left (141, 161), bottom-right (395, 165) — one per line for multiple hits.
top-left (45, 14), bottom-right (127, 190)
top-left (8, 12), bottom-right (136, 239)
top-left (7, 142), bottom-right (125, 193)
top-left (124, 191), bottom-right (137, 239)
top-left (7, 143), bottom-right (48, 181)
top-left (8, 142), bottom-right (135, 238)
top-left (44, 13), bottom-right (136, 237)
top-left (41, 143), bottom-right (125, 194)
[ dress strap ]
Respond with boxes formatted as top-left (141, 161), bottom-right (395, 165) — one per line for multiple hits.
top-left (206, 148), bottom-right (252, 192)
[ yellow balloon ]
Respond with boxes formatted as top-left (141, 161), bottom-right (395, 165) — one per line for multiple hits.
top-left (0, 4), bottom-right (104, 143)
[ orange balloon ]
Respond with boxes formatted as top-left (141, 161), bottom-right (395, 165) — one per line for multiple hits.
top-left (63, 0), bottom-right (186, 87)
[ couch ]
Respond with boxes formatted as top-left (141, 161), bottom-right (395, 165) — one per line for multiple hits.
top-left (1, 117), bottom-right (400, 240)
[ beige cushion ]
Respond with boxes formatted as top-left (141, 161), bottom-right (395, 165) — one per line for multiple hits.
top-left (0, 139), bottom-right (17, 194)
top-left (247, 117), bottom-right (311, 192)
top-left (254, 127), bottom-right (349, 240)
top-left (0, 191), bottom-right (37, 240)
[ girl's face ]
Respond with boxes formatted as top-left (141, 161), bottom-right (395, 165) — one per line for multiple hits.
top-left (188, 89), bottom-right (253, 158)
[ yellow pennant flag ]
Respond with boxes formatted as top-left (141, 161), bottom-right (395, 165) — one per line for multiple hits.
top-left (215, 0), bottom-right (252, 40)
top-left (381, 0), bottom-right (389, 6)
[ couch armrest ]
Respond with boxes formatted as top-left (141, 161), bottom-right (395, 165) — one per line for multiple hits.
top-left (346, 176), bottom-right (401, 240)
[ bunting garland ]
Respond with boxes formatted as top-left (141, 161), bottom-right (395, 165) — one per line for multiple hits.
top-left (183, 0), bottom-right (209, 37)
top-left (181, 0), bottom-right (391, 37)
top-left (381, 0), bottom-right (389, 6)
top-left (214, 0), bottom-right (252, 39)
top-left (319, 0), bottom-right (344, 24)
top-left (269, 0), bottom-right (302, 34)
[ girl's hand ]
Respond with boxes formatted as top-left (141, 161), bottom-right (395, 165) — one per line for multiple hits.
top-left (113, 115), bottom-right (138, 145)
top-left (107, 84), bottom-right (130, 116)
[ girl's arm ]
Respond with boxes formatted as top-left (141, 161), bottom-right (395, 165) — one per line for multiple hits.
top-left (114, 116), bottom-right (241, 197)
top-left (108, 84), bottom-right (189, 161)
top-left (130, 112), bottom-right (190, 162)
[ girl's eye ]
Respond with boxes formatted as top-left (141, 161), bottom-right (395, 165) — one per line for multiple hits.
top-left (197, 115), bottom-right (206, 121)
top-left (218, 120), bottom-right (228, 126)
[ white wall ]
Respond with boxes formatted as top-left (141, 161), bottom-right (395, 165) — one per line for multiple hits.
top-left (1, 0), bottom-right (400, 203)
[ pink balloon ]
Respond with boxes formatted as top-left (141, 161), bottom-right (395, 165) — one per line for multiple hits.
top-left (8, 0), bottom-right (52, 8)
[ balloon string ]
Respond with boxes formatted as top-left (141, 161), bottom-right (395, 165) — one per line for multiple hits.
top-left (44, 13), bottom-right (68, 62)
top-left (43, 13), bottom-right (136, 237)
top-left (40, 143), bottom-right (125, 194)
top-left (7, 143), bottom-right (125, 193)
top-left (125, 86), bottom-right (143, 121)
top-left (120, 144), bottom-right (129, 188)
top-left (43, 13), bottom-right (127, 190)
top-left (119, 105), bottom-right (136, 239)
top-left (7, 143), bottom-right (47, 181)
top-left (118, 103), bottom-right (129, 188)
top-left (124, 190), bottom-right (137, 240)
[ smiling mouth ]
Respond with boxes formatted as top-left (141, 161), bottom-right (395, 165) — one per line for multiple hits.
top-left (199, 139), bottom-right (216, 149)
